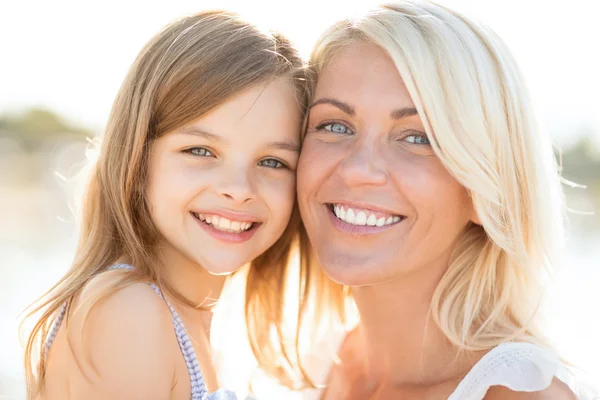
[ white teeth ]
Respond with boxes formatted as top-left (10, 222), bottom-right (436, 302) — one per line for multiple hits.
top-left (366, 214), bottom-right (377, 226)
top-left (332, 205), bottom-right (404, 228)
top-left (346, 208), bottom-right (356, 224)
top-left (355, 211), bottom-right (367, 226)
top-left (195, 213), bottom-right (253, 233)
top-left (334, 205), bottom-right (347, 219)
top-left (219, 218), bottom-right (230, 230)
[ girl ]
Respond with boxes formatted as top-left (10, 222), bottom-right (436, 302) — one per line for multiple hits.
top-left (297, 1), bottom-right (595, 399)
top-left (24, 11), bottom-right (308, 400)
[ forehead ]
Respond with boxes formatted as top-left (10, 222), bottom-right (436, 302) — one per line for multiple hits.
top-left (315, 42), bottom-right (414, 108)
top-left (190, 79), bottom-right (301, 143)
top-left (216, 79), bottom-right (299, 124)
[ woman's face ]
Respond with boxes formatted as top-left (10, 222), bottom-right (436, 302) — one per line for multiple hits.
top-left (147, 79), bottom-right (301, 275)
top-left (298, 43), bottom-right (476, 286)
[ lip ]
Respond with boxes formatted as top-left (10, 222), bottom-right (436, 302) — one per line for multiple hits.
top-left (191, 211), bottom-right (261, 244)
top-left (325, 204), bottom-right (405, 236)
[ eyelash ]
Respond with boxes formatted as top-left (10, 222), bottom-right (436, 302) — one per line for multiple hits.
top-left (401, 133), bottom-right (430, 145)
top-left (315, 121), bottom-right (354, 135)
top-left (183, 147), bottom-right (289, 169)
top-left (184, 147), bottom-right (214, 157)
top-left (258, 158), bottom-right (287, 169)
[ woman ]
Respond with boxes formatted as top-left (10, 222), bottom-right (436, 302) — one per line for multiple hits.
top-left (23, 11), bottom-right (308, 400)
top-left (297, 1), bottom-right (590, 398)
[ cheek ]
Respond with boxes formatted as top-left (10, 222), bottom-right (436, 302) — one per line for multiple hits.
top-left (147, 158), bottom-right (204, 216)
top-left (297, 138), bottom-right (339, 197)
top-left (425, 165), bottom-right (472, 222)
top-left (387, 152), bottom-right (441, 194)
top-left (388, 154), bottom-right (472, 227)
top-left (258, 173), bottom-right (296, 224)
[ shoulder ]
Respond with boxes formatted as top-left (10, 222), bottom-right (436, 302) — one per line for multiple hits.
top-left (485, 378), bottom-right (577, 399)
top-left (451, 342), bottom-right (578, 400)
top-left (63, 270), bottom-right (179, 398)
top-left (76, 268), bottom-right (167, 316)
top-left (73, 268), bottom-right (171, 334)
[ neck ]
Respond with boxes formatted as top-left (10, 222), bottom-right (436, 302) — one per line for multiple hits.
top-left (350, 255), bottom-right (475, 386)
top-left (156, 242), bottom-right (227, 325)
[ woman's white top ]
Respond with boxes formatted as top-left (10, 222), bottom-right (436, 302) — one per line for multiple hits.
top-left (448, 342), bottom-right (597, 399)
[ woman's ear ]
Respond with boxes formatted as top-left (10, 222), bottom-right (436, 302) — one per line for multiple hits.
top-left (470, 209), bottom-right (481, 225)
top-left (469, 193), bottom-right (482, 225)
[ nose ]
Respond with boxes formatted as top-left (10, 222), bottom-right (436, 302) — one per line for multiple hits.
top-left (337, 140), bottom-right (387, 187)
top-left (216, 167), bottom-right (256, 204)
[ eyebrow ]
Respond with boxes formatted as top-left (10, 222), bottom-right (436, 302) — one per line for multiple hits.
top-left (309, 98), bottom-right (355, 115)
top-left (267, 141), bottom-right (300, 153)
top-left (177, 127), bottom-right (228, 144)
top-left (390, 107), bottom-right (418, 120)
top-left (310, 97), bottom-right (419, 120)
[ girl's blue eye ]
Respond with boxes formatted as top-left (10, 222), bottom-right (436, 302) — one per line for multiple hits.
top-left (258, 159), bottom-right (285, 169)
top-left (404, 134), bottom-right (430, 145)
top-left (321, 122), bottom-right (352, 134)
top-left (187, 147), bottom-right (213, 157)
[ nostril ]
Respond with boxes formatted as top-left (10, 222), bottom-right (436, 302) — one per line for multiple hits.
top-left (219, 190), bottom-right (255, 204)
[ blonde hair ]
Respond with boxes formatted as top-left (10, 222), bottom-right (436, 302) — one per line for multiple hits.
top-left (304, 0), bottom-right (565, 352)
top-left (23, 11), bottom-right (310, 397)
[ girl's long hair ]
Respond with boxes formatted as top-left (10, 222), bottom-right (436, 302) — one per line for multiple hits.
top-left (23, 11), bottom-right (311, 397)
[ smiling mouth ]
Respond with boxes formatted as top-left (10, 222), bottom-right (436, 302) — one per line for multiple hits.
top-left (326, 203), bottom-right (406, 227)
top-left (191, 212), bottom-right (256, 233)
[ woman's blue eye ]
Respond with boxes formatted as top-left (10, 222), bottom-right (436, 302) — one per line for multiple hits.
top-left (404, 134), bottom-right (430, 145)
top-left (322, 122), bottom-right (352, 134)
top-left (187, 147), bottom-right (213, 157)
top-left (258, 158), bottom-right (285, 169)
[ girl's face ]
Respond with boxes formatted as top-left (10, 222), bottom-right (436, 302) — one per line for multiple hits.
top-left (147, 79), bottom-right (301, 274)
top-left (297, 43), bottom-right (476, 286)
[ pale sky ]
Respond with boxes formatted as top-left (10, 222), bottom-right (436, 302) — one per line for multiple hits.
top-left (1, 0), bottom-right (599, 145)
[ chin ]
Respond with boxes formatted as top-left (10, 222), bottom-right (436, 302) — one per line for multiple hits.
top-left (316, 252), bottom-right (385, 287)
top-left (327, 270), bottom-right (388, 287)
top-left (203, 264), bottom-right (243, 276)
top-left (196, 255), bottom-right (249, 276)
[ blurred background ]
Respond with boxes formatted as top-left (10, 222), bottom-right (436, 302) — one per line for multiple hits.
top-left (1, 0), bottom-right (599, 398)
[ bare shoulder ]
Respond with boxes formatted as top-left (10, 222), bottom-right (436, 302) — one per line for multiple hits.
top-left (74, 269), bottom-right (169, 320)
top-left (62, 270), bottom-right (179, 399)
top-left (484, 378), bottom-right (577, 400)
